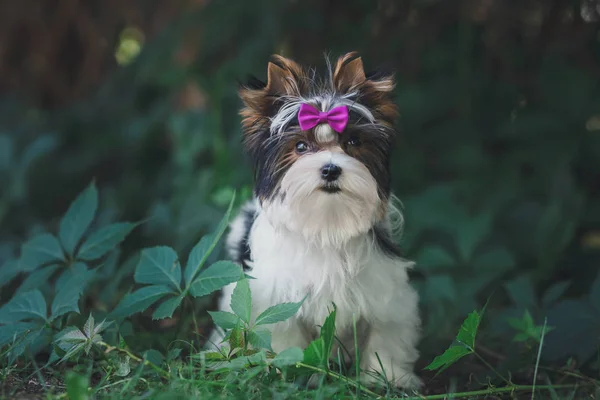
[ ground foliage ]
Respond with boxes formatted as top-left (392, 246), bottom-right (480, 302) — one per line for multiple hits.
top-left (1, 0), bottom-right (600, 398)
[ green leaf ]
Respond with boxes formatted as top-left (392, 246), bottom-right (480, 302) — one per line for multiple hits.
top-left (424, 345), bottom-right (472, 371)
top-left (115, 354), bottom-right (131, 377)
top-left (0, 321), bottom-right (40, 346)
top-left (19, 233), bottom-right (64, 271)
top-left (56, 263), bottom-right (92, 294)
top-left (456, 211), bottom-right (493, 261)
top-left (15, 264), bottom-right (60, 295)
top-left (184, 193), bottom-right (236, 286)
top-left (66, 371), bottom-right (89, 400)
top-left (134, 246), bottom-right (181, 291)
top-left (471, 246), bottom-right (516, 272)
top-left (320, 306), bottom-right (336, 361)
top-left (83, 314), bottom-right (95, 338)
top-left (505, 275), bottom-right (536, 310)
top-left (0, 290), bottom-right (47, 323)
top-left (189, 261), bottom-right (243, 298)
top-left (208, 311), bottom-right (240, 330)
top-left (0, 260), bottom-right (20, 288)
top-left (110, 285), bottom-right (173, 319)
top-left (229, 325), bottom-right (245, 349)
top-left (456, 310), bottom-right (481, 349)
top-left (248, 328), bottom-right (272, 351)
top-left (144, 349), bottom-right (164, 367)
top-left (415, 245), bottom-right (455, 271)
top-left (59, 182), bottom-right (98, 256)
top-left (272, 347), bottom-right (304, 368)
top-left (230, 279), bottom-right (252, 324)
top-left (542, 281), bottom-right (571, 307)
top-left (255, 298), bottom-right (305, 326)
top-left (303, 338), bottom-right (326, 368)
top-left (78, 222), bottom-right (136, 261)
top-left (51, 265), bottom-right (95, 320)
top-left (152, 294), bottom-right (184, 320)
top-left (590, 272), bottom-right (600, 311)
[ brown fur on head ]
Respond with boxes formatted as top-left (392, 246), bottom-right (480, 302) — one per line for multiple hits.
top-left (237, 52), bottom-right (400, 203)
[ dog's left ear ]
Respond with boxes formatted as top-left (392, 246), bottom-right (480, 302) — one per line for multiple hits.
top-left (334, 52), bottom-right (398, 124)
top-left (333, 52), bottom-right (395, 94)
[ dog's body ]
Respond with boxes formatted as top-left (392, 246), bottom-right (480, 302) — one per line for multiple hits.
top-left (208, 52), bottom-right (422, 389)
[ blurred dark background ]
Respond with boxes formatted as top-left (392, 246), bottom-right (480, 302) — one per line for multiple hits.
top-left (1, 0), bottom-right (600, 373)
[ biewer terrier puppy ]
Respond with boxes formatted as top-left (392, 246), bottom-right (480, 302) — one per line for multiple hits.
top-left (209, 52), bottom-right (422, 389)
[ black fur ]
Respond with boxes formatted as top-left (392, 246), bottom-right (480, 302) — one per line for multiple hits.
top-left (236, 206), bottom-right (257, 271)
top-left (372, 224), bottom-right (402, 258)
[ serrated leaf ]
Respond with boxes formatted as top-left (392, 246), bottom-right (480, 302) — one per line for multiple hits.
top-left (83, 314), bottom-right (95, 338)
top-left (424, 345), bottom-right (472, 371)
top-left (456, 310), bottom-right (481, 349)
top-left (0, 321), bottom-right (39, 346)
top-left (51, 265), bottom-right (95, 320)
top-left (272, 347), bottom-right (304, 368)
top-left (248, 328), bottom-right (272, 351)
top-left (152, 294), bottom-right (184, 320)
top-left (208, 311), bottom-right (240, 330)
top-left (189, 260), bottom-right (242, 297)
top-left (59, 182), bottom-right (98, 256)
top-left (110, 285), bottom-right (173, 319)
top-left (19, 233), bottom-right (64, 271)
top-left (0, 260), bottom-right (20, 288)
top-left (56, 263), bottom-right (92, 293)
top-left (229, 325), bottom-right (245, 349)
top-left (59, 342), bottom-right (86, 364)
top-left (303, 338), bottom-right (326, 368)
top-left (230, 279), bottom-right (251, 323)
top-left (0, 289), bottom-right (47, 323)
top-left (77, 222), bottom-right (136, 261)
top-left (320, 307), bottom-right (336, 361)
top-left (93, 320), bottom-right (111, 336)
top-left (134, 246), bottom-right (181, 291)
top-left (55, 326), bottom-right (87, 351)
top-left (15, 264), bottom-right (60, 294)
top-left (590, 272), bottom-right (600, 311)
top-left (255, 299), bottom-right (304, 326)
top-left (542, 281), bottom-right (571, 307)
top-left (184, 193), bottom-right (236, 286)
top-left (227, 350), bottom-right (267, 371)
top-left (6, 328), bottom-right (45, 364)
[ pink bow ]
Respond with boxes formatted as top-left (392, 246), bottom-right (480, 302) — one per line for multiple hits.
top-left (297, 103), bottom-right (349, 133)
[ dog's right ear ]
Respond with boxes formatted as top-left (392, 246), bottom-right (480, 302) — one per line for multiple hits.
top-left (239, 55), bottom-right (305, 115)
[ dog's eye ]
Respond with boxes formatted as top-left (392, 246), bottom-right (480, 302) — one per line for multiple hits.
top-left (295, 141), bottom-right (309, 154)
top-left (347, 136), bottom-right (362, 147)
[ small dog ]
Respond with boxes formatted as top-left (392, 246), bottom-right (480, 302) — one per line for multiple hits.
top-left (209, 52), bottom-right (422, 389)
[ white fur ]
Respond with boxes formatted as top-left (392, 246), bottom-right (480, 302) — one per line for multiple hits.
top-left (208, 150), bottom-right (422, 390)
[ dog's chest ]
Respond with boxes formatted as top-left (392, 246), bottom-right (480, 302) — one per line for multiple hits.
top-left (248, 215), bottom-right (383, 329)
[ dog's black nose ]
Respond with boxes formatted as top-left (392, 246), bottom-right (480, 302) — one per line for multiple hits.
top-left (321, 164), bottom-right (342, 182)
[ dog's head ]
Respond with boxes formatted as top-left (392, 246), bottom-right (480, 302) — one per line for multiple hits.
top-left (238, 52), bottom-right (399, 247)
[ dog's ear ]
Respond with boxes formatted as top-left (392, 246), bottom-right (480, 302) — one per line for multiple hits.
top-left (239, 54), bottom-right (305, 115)
top-left (333, 51), bottom-right (367, 92)
top-left (334, 51), bottom-right (398, 124)
top-left (334, 51), bottom-right (395, 93)
top-left (266, 55), bottom-right (304, 96)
